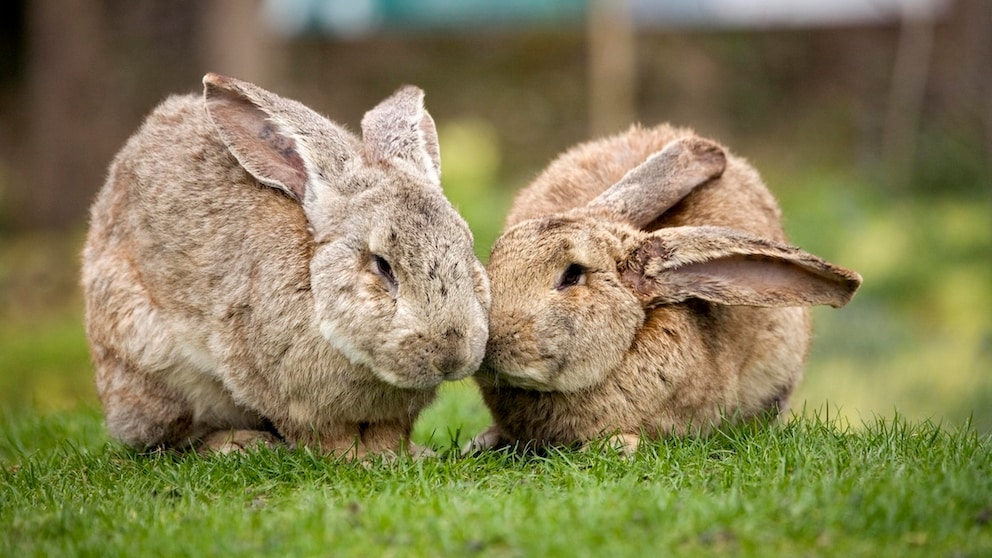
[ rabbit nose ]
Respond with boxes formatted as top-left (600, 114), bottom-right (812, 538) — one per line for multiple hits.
top-left (433, 327), bottom-right (476, 378)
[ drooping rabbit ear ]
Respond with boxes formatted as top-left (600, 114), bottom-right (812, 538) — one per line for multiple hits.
top-left (620, 226), bottom-right (862, 308)
top-left (586, 137), bottom-right (726, 228)
top-left (361, 85), bottom-right (441, 187)
top-left (202, 73), bottom-right (312, 202)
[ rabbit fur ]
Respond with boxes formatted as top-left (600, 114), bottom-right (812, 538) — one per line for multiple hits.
top-left (82, 74), bottom-right (490, 457)
top-left (470, 124), bottom-right (862, 453)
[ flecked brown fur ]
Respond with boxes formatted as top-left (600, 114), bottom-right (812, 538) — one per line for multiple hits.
top-left (471, 125), bottom-right (861, 453)
top-left (82, 74), bottom-right (490, 457)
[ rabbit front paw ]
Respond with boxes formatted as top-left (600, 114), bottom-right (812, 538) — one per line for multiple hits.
top-left (198, 429), bottom-right (282, 455)
top-left (462, 424), bottom-right (508, 455)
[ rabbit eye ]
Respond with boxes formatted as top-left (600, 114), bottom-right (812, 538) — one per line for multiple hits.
top-left (372, 254), bottom-right (397, 291)
top-left (556, 263), bottom-right (587, 291)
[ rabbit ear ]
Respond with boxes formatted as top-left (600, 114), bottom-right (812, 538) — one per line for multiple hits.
top-left (620, 226), bottom-right (862, 308)
top-left (586, 137), bottom-right (726, 228)
top-left (361, 85), bottom-right (441, 187)
top-left (203, 73), bottom-right (310, 202)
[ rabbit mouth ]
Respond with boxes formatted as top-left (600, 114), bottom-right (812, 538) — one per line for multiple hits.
top-left (487, 361), bottom-right (562, 392)
top-left (371, 364), bottom-right (446, 390)
top-left (430, 362), bottom-right (475, 383)
top-left (478, 343), bottom-right (565, 391)
top-left (371, 352), bottom-right (478, 390)
top-left (498, 375), bottom-right (555, 391)
top-left (486, 351), bottom-right (608, 393)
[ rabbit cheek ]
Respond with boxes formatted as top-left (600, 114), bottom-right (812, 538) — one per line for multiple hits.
top-left (310, 246), bottom-right (389, 370)
top-left (531, 286), bottom-right (641, 393)
top-left (531, 320), bottom-right (616, 393)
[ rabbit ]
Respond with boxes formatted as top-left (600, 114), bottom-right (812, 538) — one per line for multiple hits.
top-left (468, 124), bottom-right (862, 454)
top-left (82, 73), bottom-right (490, 457)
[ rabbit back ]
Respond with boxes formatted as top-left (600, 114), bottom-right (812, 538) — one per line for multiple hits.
top-left (507, 124), bottom-right (784, 242)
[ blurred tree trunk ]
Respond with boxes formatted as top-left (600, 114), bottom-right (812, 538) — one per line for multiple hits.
top-left (200, 0), bottom-right (281, 87)
top-left (882, 6), bottom-right (934, 188)
top-left (21, 0), bottom-right (111, 230)
top-left (587, 0), bottom-right (636, 137)
top-left (957, 0), bottom-right (992, 178)
top-left (13, 0), bottom-right (279, 232)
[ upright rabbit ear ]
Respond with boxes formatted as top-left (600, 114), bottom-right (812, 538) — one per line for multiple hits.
top-left (202, 73), bottom-right (311, 202)
top-left (620, 226), bottom-right (862, 308)
top-left (586, 137), bottom-right (726, 228)
top-left (361, 85), bottom-right (441, 187)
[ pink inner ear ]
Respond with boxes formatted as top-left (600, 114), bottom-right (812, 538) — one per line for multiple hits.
top-left (418, 111), bottom-right (441, 178)
top-left (207, 93), bottom-right (309, 201)
top-left (672, 255), bottom-right (857, 308)
top-left (253, 119), bottom-right (308, 199)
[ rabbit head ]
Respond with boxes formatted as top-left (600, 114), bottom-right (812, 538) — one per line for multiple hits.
top-left (203, 74), bottom-right (489, 390)
top-left (483, 138), bottom-right (734, 392)
top-left (476, 136), bottom-right (861, 449)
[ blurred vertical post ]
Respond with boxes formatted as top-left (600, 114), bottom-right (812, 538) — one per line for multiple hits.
top-left (882, 4), bottom-right (934, 189)
top-left (201, 0), bottom-right (281, 86)
top-left (587, 0), bottom-right (636, 137)
top-left (23, 0), bottom-right (110, 230)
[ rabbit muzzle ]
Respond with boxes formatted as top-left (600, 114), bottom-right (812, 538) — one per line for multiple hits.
top-left (430, 326), bottom-right (485, 380)
top-left (481, 324), bottom-right (563, 391)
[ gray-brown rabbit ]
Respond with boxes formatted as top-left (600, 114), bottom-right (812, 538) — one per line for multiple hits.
top-left (470, 124), bottom-right (861, 453)
top-left (82, 74), bottom-right (490, 457)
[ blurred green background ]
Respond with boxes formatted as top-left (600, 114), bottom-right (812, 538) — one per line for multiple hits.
top-left (0, 1), bottom-right (989, 431)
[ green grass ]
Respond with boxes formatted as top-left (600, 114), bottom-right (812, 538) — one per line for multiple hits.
top-left (2, 391), bottom-right (990, 557)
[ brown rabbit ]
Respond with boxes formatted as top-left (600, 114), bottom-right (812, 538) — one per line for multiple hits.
top-left (469, 124), bottom-right (861, 453)
top-left (82, 74), bottom-right (490, 457)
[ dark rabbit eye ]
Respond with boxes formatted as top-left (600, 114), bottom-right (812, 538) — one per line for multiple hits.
top-left (556, 263), bottom-right (586, 291)
top-left (372, 254), bottom-right (397, 290)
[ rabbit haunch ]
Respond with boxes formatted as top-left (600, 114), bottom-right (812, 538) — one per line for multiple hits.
top-left (471, 124), bottom-right (861, 453)
top-left (82, 74), bottom-right (490, 456)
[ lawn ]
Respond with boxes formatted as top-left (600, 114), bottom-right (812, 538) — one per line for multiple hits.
top-left (2, 388), bottom-right (990, 557)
